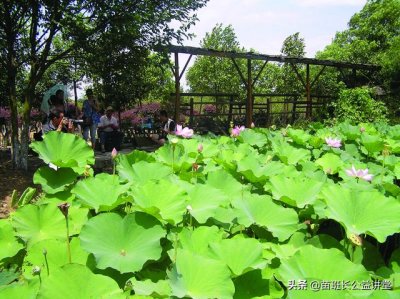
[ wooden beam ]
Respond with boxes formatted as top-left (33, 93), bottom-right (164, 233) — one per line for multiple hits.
top-left (160, 45), bottom-right (380, 71)
top-left (310, 65), bottom-right (326, 88)
top-left (174, 52), bottom-right (180, 123)
top-left (290, 63), bottom-right (307, 89)
top-left (252, 60), bottom-right (268, 88)
top-left (231, 58), bottom-right (247, 87)
top-left (246, 59), bottom-right (253, 127)
top-left (306, 64), bottom-right (311, 118)
top-left (179, 54), bottom-right (192, 81)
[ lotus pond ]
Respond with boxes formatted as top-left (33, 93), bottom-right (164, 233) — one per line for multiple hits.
top-left (0, 122), bottom-right (400, 298)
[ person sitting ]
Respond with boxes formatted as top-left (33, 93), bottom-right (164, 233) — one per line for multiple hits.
top-left (98, 106), bottom-right (122, 152)
top-left (151, 110), bottom-right (175, 145)
top-left (34, 110), bottom-right (73, 140)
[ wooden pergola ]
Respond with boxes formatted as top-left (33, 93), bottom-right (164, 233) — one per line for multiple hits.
top-left (163, 45), bottom-right (380, 127)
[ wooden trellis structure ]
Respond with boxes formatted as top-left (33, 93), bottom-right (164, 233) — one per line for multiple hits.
top-left (164, 45), bottom-right (380, 127)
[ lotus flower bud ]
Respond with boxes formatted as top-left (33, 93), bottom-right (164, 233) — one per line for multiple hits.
top-left (192, 163), bottom-right (199, 172)
top-left (250, 122), bottom-right (255, 129)
top-left (171, 138), bottom-right (179, 145)
top-left (111, 148), bottom-right (118, 159)
top-left (186, 205), bottom-right (193, 211)
top-left (32, 266), bottom-right (41, 275)
top-left (197, 143), bottom-right (203, 153)
top-left (57, 202), bottom-right (70, 217)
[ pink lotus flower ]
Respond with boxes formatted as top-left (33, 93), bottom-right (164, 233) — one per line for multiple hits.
top-left (231, 125), bottom-right (245, 137)
top-left (345, 165), bottom-right (373, 181)
top-left (197, 143), bottom-right (203, 153)
top-left (111, 148), bottom-right (118, 159)
top-left (175, 124), bottom-right (194, 138)
top-left (325, 137), bottom-right (342, 148)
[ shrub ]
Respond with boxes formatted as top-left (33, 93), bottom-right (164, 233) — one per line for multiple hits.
top-left (334, 87), bottom-right (388, 124)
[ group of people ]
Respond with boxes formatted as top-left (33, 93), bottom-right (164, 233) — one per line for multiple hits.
top-left (38, 89), bottom-right (121, 153)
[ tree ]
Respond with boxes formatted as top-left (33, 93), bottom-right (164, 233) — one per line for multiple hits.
top-left (317, 0), bottom-right (400, 90)
top-left (0, 0), bottom-right (208, 169)
top-left (186, 24), bottom-right (245, 96)
top-left (277, 32), bottom-right (306, 95)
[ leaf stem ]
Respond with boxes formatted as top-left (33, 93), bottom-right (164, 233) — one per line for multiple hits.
top-left (65, 216), bottom-right (71, 263)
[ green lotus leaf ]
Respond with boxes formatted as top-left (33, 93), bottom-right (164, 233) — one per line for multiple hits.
top-left (277, 245), bottom-right (371, 299)
top-left (11, 204), bottom-right (65, 248)
top-left (233, 270), bottom-right (283, 299)
top-left (30, 132), bottom-right (94, 174)
top-left (352, 239), bottom-right (385, 272)
top-left (79, 212), bottom-right (164, 273)
top-left (342, 143), bottom-right (362, 161)
top-left (187, 184), bottom-right (230, 223)
top-left (23, 238), bottom-right (89, 280)
top-left (155, 144), bottom-right (195, 172)
top-left (72, 173), bottom-right (130, 212)
top-left (117, 160), bottom-right (171, 185)
top-left (394, 164), bottom-right (400, 180)
top-left (309, 136), bottom-right (324, 148)
top-left (37, 264), bottom-right (124, 299)
top-left (133, 179), bottom-right (187, 225)
top-left (209, 237), bottom-right (264, 276)
top-left (361, 133), bottom-right (384, 153)
top-left (315, 153), bottom-right (344, 174)
top-left (171, 226), bottom-right (224, 259)
top-left (321, 185), bottom-right (400, 242)
top-left (116, 149), bottom-right (155, 166)
top-left (237, 155), bottom-right (286, 183)
top-left (268, 176), bottom-right (324, 208)
top-left (232, 193), bottom-right (299, 241)
top-left (338, 123), bottom-right (360, 140)
top-left (169, 249), bottom-right (235, 299)
top-left (273, 142), bottom-right (311, 165)
top-left (206, 169), bottom-right (245, 199)
top-left (11, 203), bottom-right (88, 248)
top-left (0, 220), bottom-right (24, 261)
top-left (0, 281), bottom-right (40, 299)
top-left (33, 166), bottom-right (78, 194)
top-left (287, 128), bottom-right (311, 146)
top-left (238, 130), bottom-right (268, 148)
top-left (307, 234), bottom-right (344, 251)
top-left (129, 278), bottom-right (171, 298)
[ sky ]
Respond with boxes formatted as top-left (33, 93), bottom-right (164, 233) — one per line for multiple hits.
top-left (179, 0), bottom-right (366, 57)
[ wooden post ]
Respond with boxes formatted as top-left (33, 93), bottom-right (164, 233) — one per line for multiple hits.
top-left (266, 98), bottom-right (270, 126)
top-left (174, 52), bottom-right (180, 123)
top-left (189, 97), bottom-right (194, 127)
top-left (246, 59), bottom-right (253, 127)
top-left (306, 64), bottom-right (311, 118)
top-left (228, 95), bottom-right (233, 124)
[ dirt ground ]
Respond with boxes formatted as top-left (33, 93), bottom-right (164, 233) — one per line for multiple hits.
top-left (0, 151), bottom-right (43, 219)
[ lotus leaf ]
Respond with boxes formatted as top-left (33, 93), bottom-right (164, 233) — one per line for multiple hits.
top-left (37, 264), bottom-right (124, 299)
top-left (169, 249), bottom-right (234, 299)
top-left (321, 185), bottom-right (400, 242)
top-left (0, 220), bottom-right (24, 261)
top-left (30, 132), bottom-right (94, 173)
top-left (79, 212), bottom-right (164, 273)
top-left (232, 193), bottom-right (299, 241)
top-left (72, 173), bottom-right (130, 212)
top-left (133, 179), bottom-right (187, 225)
top-left (33, 166), bottom-right (78, 194)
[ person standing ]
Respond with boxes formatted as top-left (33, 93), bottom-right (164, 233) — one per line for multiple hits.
top-left (98, 106), bottom-right (122, 152)
top-left (82, 89), bottom-right (100, 149)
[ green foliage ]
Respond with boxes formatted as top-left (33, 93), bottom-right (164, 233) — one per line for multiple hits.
top-left (2, 127), bottom-right (400, 298)
top-left (186, 24), bottom-right (244, 95)
top-left (334, 87), bottom-right (388, 123)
